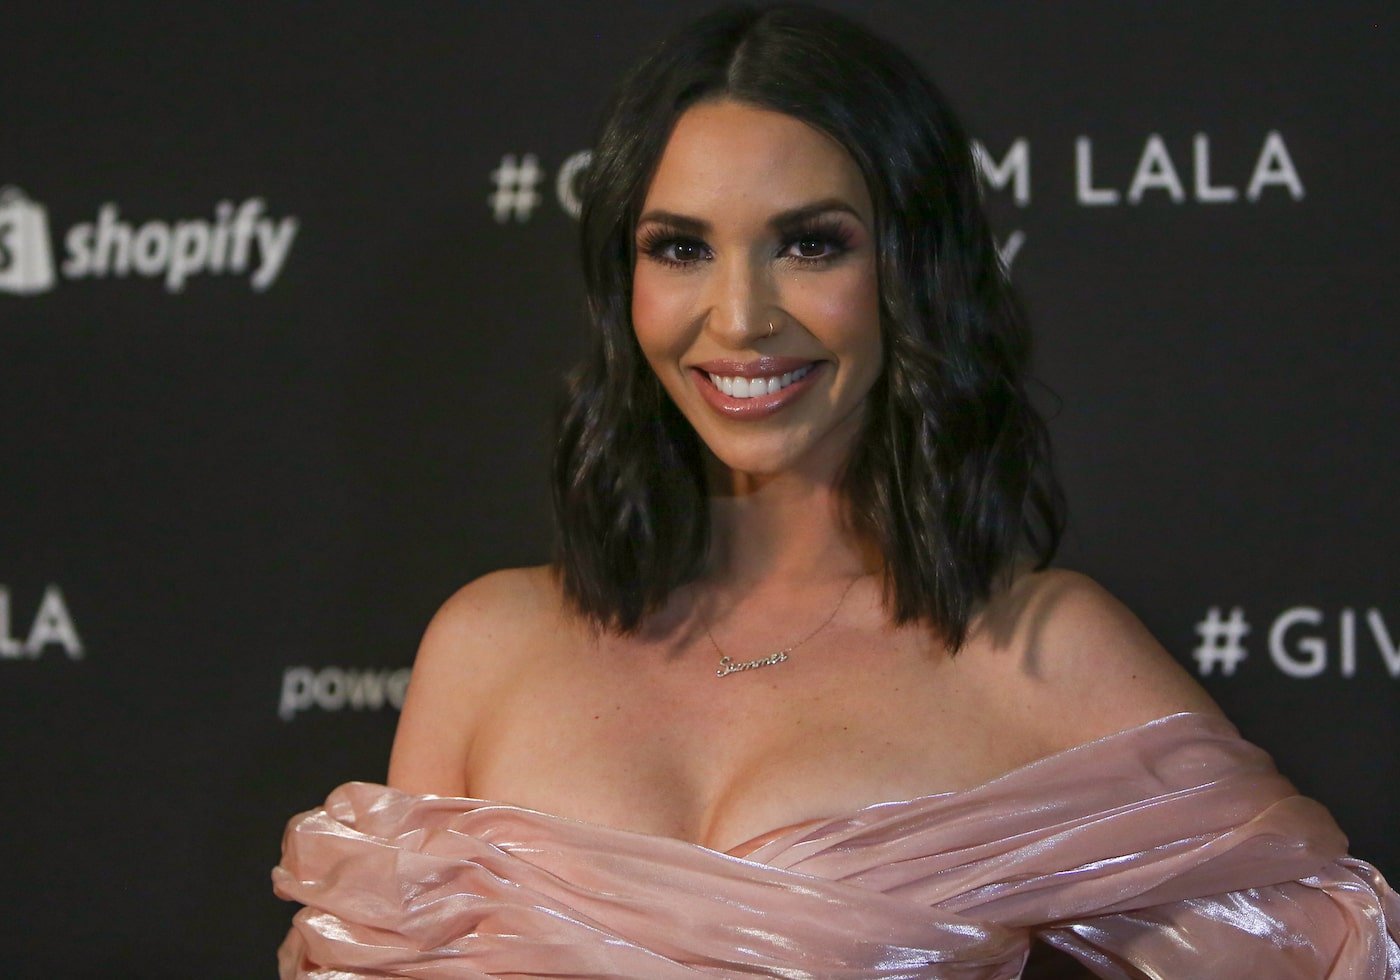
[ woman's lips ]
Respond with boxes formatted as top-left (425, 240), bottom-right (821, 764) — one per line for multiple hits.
top-left (689, 359), bottom-right (825, 419)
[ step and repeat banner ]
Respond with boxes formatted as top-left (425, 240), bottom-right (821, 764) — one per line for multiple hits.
top-left (2, 2), bottom-right (1394, 975)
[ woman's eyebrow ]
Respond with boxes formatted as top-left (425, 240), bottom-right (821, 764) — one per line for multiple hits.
top-left (636, 198), bottom-right (865, 234)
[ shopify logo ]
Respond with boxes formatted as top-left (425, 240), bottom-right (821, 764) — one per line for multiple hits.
top-left (0, 186), bottom-right (57, 295)
top-left (0, 187), bottom-right (298, 295)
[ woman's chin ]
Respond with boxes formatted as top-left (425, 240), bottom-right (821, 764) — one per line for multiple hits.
top-left (699, 436), bottom-right (851, 486)
top-left (711, 456), bottom-right (796, 482)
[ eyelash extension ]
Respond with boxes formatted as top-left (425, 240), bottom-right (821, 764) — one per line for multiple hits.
top-left (636, 218), bottom-right (855, 269)
top-left (783, 218), bottom-right (855, 264)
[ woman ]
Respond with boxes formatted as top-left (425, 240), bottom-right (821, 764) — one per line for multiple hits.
top-left (273, 4), bottom-right (1398, 976)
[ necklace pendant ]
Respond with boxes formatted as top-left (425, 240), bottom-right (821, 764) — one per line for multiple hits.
top-left (716, 649), bottom-right (790, 677)
top-left (705, 574), bottom-right (860, 679)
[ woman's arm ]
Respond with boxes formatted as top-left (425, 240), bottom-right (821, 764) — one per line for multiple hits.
top-left (386, 566), bottom-right (551, 796)
top-left (999, 572), bottom-right (1398, 976)
top-left (1034, 857), bottom-right (1400, 979)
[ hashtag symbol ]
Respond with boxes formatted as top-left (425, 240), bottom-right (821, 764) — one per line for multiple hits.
top-left (1193, 606), bottom-right (1250, 676)
top-left (488, 153), bottom-right (543, 223)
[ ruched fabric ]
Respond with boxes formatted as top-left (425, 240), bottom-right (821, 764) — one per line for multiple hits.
top-left (272, 712), bottom-right (1400, 978)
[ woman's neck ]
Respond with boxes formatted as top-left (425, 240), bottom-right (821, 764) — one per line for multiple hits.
top-left (704, 465), bottom-right (876, 587)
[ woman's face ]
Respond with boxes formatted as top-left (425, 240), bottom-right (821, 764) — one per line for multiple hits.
top-left (631, 99), bottom-right (882, 483)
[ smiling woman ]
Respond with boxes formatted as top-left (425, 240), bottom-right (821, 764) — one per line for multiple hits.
top-left (552, 3), bottom-right (1064, 646)
top-left (273, 3), bottom-right (1399, 977)
top-left (631, 101), bottom-right (883, 485)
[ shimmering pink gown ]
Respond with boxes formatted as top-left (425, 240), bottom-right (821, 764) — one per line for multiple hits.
top-left (272, 712), bottom-right (1399, 978)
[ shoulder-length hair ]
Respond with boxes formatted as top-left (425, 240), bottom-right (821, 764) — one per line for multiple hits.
top-left (552, 1), bottom-right (1067, 652)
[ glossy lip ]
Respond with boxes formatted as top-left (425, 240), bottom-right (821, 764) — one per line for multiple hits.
top-left (689, 359), bottom-right (826, 419)
top-left (692, 355), bottom-right (818, 378)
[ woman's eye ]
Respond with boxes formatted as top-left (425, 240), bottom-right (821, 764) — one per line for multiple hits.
top-left (639, 234), bottom-right (708, 267)
top-left (638, 225), bottom-right (850, 268)
top-left (783, 219), bottom-right (853, 263)
top-left (792, 236), bottom-right (832, 259)
top-left (669, 241), bottom-right (703, 262)
top-left (783, 232), bottom-right (849, 263)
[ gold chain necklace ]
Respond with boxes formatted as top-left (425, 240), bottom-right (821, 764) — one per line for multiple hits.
top-left (708, 575), bottom-right (861, 678)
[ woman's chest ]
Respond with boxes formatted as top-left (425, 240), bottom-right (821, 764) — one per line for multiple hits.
top-left (464, 630), bottom-right (1050, 854)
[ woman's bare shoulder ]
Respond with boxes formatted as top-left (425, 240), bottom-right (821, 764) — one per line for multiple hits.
top-left (410, 565), bottom-right (575, 678)
top-left (386, 564), bottom-right (574, 796)
top-left (428, 565), bottom-right (570, 642)
top-left (974, 565), bottom-right (1226, 753)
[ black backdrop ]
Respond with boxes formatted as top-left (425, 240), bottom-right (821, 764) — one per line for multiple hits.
top-left (1, 3), bottom-right (1395, 975)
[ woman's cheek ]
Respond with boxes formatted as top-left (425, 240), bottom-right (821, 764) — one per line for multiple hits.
top-left (789, 262), bottom-right (881, 353)
top-left (630, 268), bottom-right (682, 360)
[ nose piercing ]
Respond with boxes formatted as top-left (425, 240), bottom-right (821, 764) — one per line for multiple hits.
top-left (767, 321), bottom-right (775, 339)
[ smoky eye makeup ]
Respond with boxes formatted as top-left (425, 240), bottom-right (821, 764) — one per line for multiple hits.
top-left (782, 217), bottom-right (856, 261)
top-left (635, 224), bottom-right (708, 267)
top-left (635, 216), bottom-right (857, 270)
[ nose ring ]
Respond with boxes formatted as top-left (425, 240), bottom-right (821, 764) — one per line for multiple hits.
top-left (767, 321), bottom-right (775, 339)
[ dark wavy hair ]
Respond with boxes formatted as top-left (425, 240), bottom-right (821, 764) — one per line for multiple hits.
top-left (552, 2), bottom-right (1067, 652)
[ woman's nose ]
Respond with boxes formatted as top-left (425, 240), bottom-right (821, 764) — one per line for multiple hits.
top-left (704, 254), bottom-right (775, 347)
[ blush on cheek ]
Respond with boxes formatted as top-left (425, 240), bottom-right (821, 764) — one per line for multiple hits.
top-left (629, 270), bottom-right (667, 348)
top-left (790, 262), bottom-right (881, 352)
top-left (631, 271), bottom-right (699, 367)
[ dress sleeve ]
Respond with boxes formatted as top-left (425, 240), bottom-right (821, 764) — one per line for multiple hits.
top-left (1031, 856), bottom-right (1400, 979)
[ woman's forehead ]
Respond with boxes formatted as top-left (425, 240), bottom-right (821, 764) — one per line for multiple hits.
top-left (639, 100), bottom-right (872, 223)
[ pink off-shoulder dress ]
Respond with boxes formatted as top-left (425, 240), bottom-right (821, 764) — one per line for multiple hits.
top-left (272, 712), bottom-right (1400, 978)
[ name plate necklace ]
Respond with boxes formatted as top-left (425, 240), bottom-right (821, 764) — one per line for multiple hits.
top-left (707, 575), bottom-right (861, 678)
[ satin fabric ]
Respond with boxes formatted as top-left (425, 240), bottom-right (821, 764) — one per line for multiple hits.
top-left (272, 712), bottom-right (1400, 978)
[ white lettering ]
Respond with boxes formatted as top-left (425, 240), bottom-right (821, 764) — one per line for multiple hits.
top-left (555, 150), bottom-right (593, 220)
top-left (1072, 132), bottom-right (1301, 208)
top-left (1369, 609), bottom-right (1400, 678)
top-left (314, 667), bottom-right (347, 709)
top-left (996, 229), bottom-right (1025, 272)
top-left (60, 197), bottom-right (296, 292)
top-left (166, 220), bottom-right (211, 292)
top-left (1265, 607), bottom-right (1396, 678)
top-left (1339, 607), bottom-right (1356, 677)
top-left (278, 665), bottom-right (414, 720)
top-left (228, 197), bottom-right (260, 270)
top-left (974, 139), bottom-right (1030, 206)
top-left (279, 667), bottom-right (315, 721)
top-left (25, 585), bottom-right (82, 658)
top-left (97, 202), bottom-right (131, 274)
top-left (209, 200), bottom-right (235, 270)
top-left (0, 585), bottom-right (82, 659)
top-left (1270, 606), bottom-right (1326, 678)
top-left (0, 588), bottom-right (21, 657)
top-left (1127, 134), bottom-right (1186, 204)
top-left (346, 670), bottom-right (387, 710)
top-left (1075, 137), bottom-right (1119, 205)
top-left (60, 223), bottom-right (93, 278)
top-left (1193, 133), bottom-right (1238, 203)
top-left (1247, 130), bottom-right (1305, 201)
top-left (132, 220), bottom-right (171, 275)
top-left (386, 668), bottom-right (410, 705)
top-left (251, 216), bottom-right (298, 292)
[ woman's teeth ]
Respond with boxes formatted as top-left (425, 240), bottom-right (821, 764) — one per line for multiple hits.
top-left (707, 364), bottom-right (813, 398)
